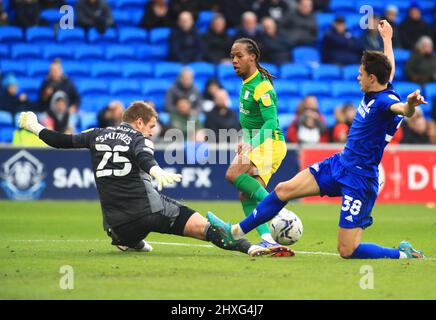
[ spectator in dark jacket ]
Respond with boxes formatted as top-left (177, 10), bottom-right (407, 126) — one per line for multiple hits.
top-left (405, 36), bottom-right (436, 85)
top-left (234, 11), bottom-right (261, 43)
top-left (203, 14), bottom-right (233, 63)
top-left (97, 100), bottom-right (125, 128)
top-left (259, 17), bottom-right (291, 64)
top-left (41, 90), bottom-right (76, 134)
top-left (40, 0), bottom-right (66, 9)
top-left (360, 15), bottom-right (383, 51)
top-left (399, 3), bottom-right (431, 50)
top-left (76, 0), bottom-right (113, 33)
top-left (38, 59), bottom-right (80, 113)
top-left (218, 0), bottom-right (256, 28)
top-left (401, 108), bottom-right (430, 144)
top-left (205, 89), bottom-right (240, 137)
top-left (169, 11), bottom-right (204, 63)
top-left (279, 0), bottom-right (317, 47)
top-left (12, 0), bottom-right (46, 27)
top-left (382, 5), bottom-right (401, 48)
top-left (0, 74), bottom-right (29, 116)
top-left (257, 0), bottom-right (289, 23)
top-left (0, 1), bottom-right (9, 25)
top-left (139, 0), bottom-right (171, 30)
top-left (165, 67), bottom-right (203, 113)
top-left (321, 16), bottom-right (363, 65)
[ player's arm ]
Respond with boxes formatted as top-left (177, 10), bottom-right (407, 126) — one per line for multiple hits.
top-left (378, 20), bottom-right (395, 82)
top-left (18, 111), bottom-right (91, 148)
top-left (390, 90), bottom-right (428, 117)
top-left (133, 137), bottom-right (182, 191)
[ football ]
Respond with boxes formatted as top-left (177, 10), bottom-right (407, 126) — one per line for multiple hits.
top-left (270, 208), bottom-right (303, 245)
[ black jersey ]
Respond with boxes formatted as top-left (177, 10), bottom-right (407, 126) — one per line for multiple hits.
top-left (71, 123), bottom-right (162, 229)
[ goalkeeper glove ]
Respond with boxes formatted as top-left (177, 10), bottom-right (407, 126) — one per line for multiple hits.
top-left (18, 111), bottom-right (45, 135)
top-left (149, 166), bottom-right (182, 191)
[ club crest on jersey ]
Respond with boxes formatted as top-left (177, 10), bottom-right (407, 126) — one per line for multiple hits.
top-left (357, 99), bottom-right (375, 118)
top-left (243, 90), bottom-right (250, 100)
top-left (261, 93), bottom-right (271, 107)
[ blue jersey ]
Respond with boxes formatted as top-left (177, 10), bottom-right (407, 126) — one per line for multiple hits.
top-left (339, 83), bottom-right (403, 178)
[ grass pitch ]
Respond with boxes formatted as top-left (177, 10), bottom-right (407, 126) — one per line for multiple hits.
top-left (0, 200), bottom-right (435, 300)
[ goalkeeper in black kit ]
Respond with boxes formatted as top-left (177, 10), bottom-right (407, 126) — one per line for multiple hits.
top-left (18, 101), bottom-right (251, 254)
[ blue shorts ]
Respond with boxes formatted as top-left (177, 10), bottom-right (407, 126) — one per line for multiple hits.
top-left (309, 153), bottom-right (378, 229)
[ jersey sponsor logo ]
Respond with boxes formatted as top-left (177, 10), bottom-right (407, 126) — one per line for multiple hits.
top-left (239, 102), bottom-right (250, 115)
top-left (53, 167), bottom-right (95, 189)
top-left (0, 150), bottom-right (46, 200)
top-left (357, 99), bottom-right (375, 118)
top-left (260, 93), bottom-right (271, 107)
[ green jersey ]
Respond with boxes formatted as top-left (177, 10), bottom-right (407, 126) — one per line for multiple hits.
top-left (238, 70), bottom-right (284, 148)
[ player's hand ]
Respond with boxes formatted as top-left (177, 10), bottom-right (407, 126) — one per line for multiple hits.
top-left (18, 111), bottom-right (45, 135)
top-left (378, 20), bottom-right (393, 40)
top-left (149, 166), bottom-right (183, 191)
top-left (236, 142), bottom-right (252, 154)
top-left (406, 90), bottom-right (428, 108)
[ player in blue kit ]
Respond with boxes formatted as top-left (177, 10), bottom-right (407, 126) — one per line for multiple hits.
top-left (207, 20), bottom-right (426, 259)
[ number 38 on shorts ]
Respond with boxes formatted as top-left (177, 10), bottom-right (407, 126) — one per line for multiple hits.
top-left (341, 195), bottom-right (363, 216)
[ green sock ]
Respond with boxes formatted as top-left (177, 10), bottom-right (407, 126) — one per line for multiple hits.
top-left (234, 173), bottom-right (269, 202)
top-left (241, 199), bottom-right (271, 237)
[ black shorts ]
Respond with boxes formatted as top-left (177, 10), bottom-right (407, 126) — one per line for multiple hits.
top-left (108, 195), bottom-right (196, 247)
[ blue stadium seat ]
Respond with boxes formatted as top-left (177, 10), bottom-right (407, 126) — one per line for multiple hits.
top-left (88, 28), bottom-right (117, 44)
top-left (26, 26), bottom-right (55, 43)
top-left (113, 9), bottom-right (139, 26)
top-left (17, 77), bottom-right (41, 99)
top-left (11, 44), bottom-right (42, 60)
top-left (217, 64), bottom-right (237, 81)
top-left (43, 44), bottom-right (75, 60)
top-left (345, 14), bottom-right (362, 33)
top-left (115, 0), bottom-right (146, 10)
top-left (0, 45), bottom-right (9, 59)
top-left (301, 81), bottom-right (331, 97)
top-left (221, 79), bottom-right (241, 96)
top-left (74, 45), bottom-right (104, 60)
top-left (312, 64), bottom-right (342, 80)
top-left (57, 27), bottom-right (86, 43)
top-left (278, 114), bottom-right (294, 132)
top-left (325, 114), bottom-right (336, 128)
top-left (424, 83), bottom-right (436, 100)
top-left (280, 63), bottom-right (311, 80)
top-left (91, 62), bottom-right (123, 79)
top-left (105, 45), bottom-right (136, 61)
top-left (319, 98), bottom-right (345, 115)
top-left (118, 27), bottom-right (147, 44)
top-left (282, 98), bottom-right (301, 114)
top-left (187, 62), bottom-right (215, 82)
top-left (40, 9), bottom-right (61, 25)
top-left (27, 60), bottom-right (51, 77)
top-left (316, 13), bottom-right (335, 32)
top-left (274, 80), bottom-right (300, 97)
top-left (154, 62), bottom-right (184, 81)
top-left (136, 44), bottom-right (168, 61)
top-left (79, 112), bottom-right (97, 130)
top-left (394, 82), bottom-right (421, 99)
top-left (260, 63), bottom-right (279, 77)
top-left (142, 79), bottom-right (172, 96)
top-left (331, 81), bottom-right (361, 98)
top-left (149, 27), bottom-right (171, 44)
top-left (116, 95), bottom-right (146, 107)
top-left (393, 49), bottom-right (411, 65)
top-left (0, 111), bottom-right (13, 126)
top-left (197, 11), bottom-right (215, 31)
top-left (1, 60), bottom-right (27, 77)
top-left (63, 61), bottom-right (90, 78)
top-left (0, 26), bottom-right (23, 43)
top-left (158, 112), bottom-right (170, 126)
top-left (0, 127), bottom-right (14, 143)
top-left (329, 0), bottom-right (355, 12)
top-left (292, 47), bottom-right (320, 66)
top-left (109, 80), bottom-right (141, 95)
top-left (122, 63), bottom-right (153, 79)
top-left (342, 64), bottom-right (360, 80)
top-left (355, 0), bottom-right (384, 13)
top-left (77, 79), bottom-right (109, 95)
top-left (80, 94), bottom-right (112, 112)
top-left (393, 67), bottom-right (405, 81)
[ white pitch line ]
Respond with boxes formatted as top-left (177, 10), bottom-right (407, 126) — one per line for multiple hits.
top-left (8, 240), bottom-right (435, 260)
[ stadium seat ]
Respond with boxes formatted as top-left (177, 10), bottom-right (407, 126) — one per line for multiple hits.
top-left (113, 9), bottom-right (141, 26)
top-left (26, 26), bottom-right (55, 43)
top-left (154, 62), bottom-right (184, 81)
top-left (342, 64), bottom-right (360, 80)
top-left (79, 112), bottom-right (97, 131)
top-left (424, 83), bottom-right (436, 100)
top-left (260, 63), bottom-right (279, 77)
top-left (118, 27), bottom-right (147, 44)
top-left (394, 82), bottom-right (421, 99)
top-left (280, 63), bottom-right (311, 80)
top-left (0, 26), bottom-right (23, 43)
top-left (91, 62), bottom-right (122, 79)
top-left (74, 45), bottom-right (104, 61)
top-left (345, 14), bottom-right (362, 33)
top-left (197, 11), bottom-right (215, 31)
top-left (136, 44), bottom-right (168, 61)
top-left (80, 94), bottom-right (112, 112)
top-left (292, 47), bottom-right (320, 66)
top-left (0, 45), bottom-right (8, 59)
top-left (106, 44), bottom-right (137, 61)
top-left (88, 28), bottom-right (117, 44)
top-left (0, 111), bottom-right (13, 126)
top-left (187, 62), bottom-right (215, 82)
top-left (355, 0), bottom-right (384, 13)
top-left (57, 27), bottom-right (86, 44)
top-left (278, 114), bottom-right (294, 132)
top-left (62, 61), bottom-right (90, 78)
top-left (329, 0), bottom-right (355, 13)
top-left (158, 112), bottom-right (170, 126)
top-left (109, 80), bottom-right (141, 95)
top-left (77, 79), bottom-right (109, 95)
top-left (114, 0), bottom-right (146, 10)
top-left (0, 127), bottom-right (14, 143)
top-left (217, 64), bottom-right (237, 81)
top-left (142, 79), bottom-right (172, 96)
top-left (316, 13), bottom-right (335, 32)
top-left (331, 81), bottom-right (361, 98)
top-left (1, 60), bottom-right (27, 77)
top-left (221, 79), bottom-right (241, 96)
top-left (301, 81), bottom-right (331, 97)
top-left (149, 27), bottom-right (171, 44)
top-left (274, 80), bottom-right (300, 97)
top-left (122, 63), bottom-right (153, 79)
top-left (27, 60), bottom-right (51, 77)
top-left (116, 95), bottom-right (146, 107)
top-left (393, 49), bottom-right (411, 65)
top-left (325, 114), bottom-right (337, 128)
top-left (319, 98), bottom-right (345, 115)
top-left (40, 9), bottom-right (61, 25)
top-left (43, 44), bottom-right (75, 60)
top-left (17, 77), bottom-right (41, 98)
top-left (11, 44), bottom-right (42, 60)
top-left (281, 97), bottom-right (301, 114)
top-left (312, 64), bottom-right (342, 80)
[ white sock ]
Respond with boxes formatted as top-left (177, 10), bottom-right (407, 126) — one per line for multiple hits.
top-left (399, 251), bottom-right (408, 259)
top-left (231, 224), bottom-right (245, 240)
top-left (261, 233), bottom-right (275, 243)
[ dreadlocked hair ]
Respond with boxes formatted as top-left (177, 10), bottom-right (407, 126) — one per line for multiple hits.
top-left (234, 37), bottom-right (276, 84)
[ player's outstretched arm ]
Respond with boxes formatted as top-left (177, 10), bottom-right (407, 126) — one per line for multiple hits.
top-left (18, 111), bottom-right (75, 148)
top-left (378, 20), bottom-right (395, 82)
top-left (390, 90), bottom-right (428, 117)
top-left (149, 166), bottom-right (182, 191)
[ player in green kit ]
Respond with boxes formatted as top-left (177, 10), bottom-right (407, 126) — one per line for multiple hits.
top-left (224, 38), bottom-right (293, 257)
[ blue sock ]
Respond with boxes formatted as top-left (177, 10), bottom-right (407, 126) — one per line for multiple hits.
top-left (350, 243), bottom-right (400, 259)
top-left (239, 191), bottom-right (288, 234)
